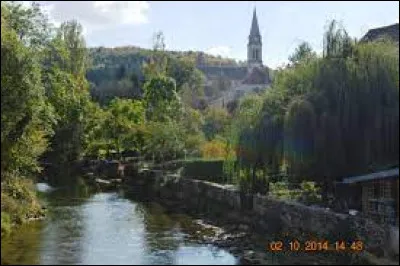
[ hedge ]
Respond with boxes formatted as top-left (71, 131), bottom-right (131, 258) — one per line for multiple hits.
top-left (181, 159), bottom-right (227, 184)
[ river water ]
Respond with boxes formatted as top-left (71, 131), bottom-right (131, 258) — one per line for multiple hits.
top-left (1, 180), bottom-right (237, 265)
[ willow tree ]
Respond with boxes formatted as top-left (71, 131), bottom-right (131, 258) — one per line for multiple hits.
top-left (255, 90), bottom-right (286, 182)
top-left (238, 20), bottom-right (399, 200)
top-left (284, 98), bottom-right (317, 183)
top-left (225, 93), bottom-right (264, 191)
top-left (223, 19), bottom-right (398, 203)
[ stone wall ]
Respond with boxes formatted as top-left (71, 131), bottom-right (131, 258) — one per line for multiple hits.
top-left (125, 170), bottom-right (399, 259)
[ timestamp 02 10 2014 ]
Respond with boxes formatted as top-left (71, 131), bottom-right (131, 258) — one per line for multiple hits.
top-left (268, 240), bottom-right (364, 253)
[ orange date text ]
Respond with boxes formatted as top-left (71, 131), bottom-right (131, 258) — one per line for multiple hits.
top-left (268, 240), bottom-right (364, 252)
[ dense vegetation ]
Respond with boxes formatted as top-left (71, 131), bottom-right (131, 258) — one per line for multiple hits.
top-left (226, 21), bottom-right (399, 199)
top-left (1, 1), bottom-right (97, 234)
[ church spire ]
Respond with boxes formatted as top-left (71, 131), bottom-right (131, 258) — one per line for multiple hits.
top-left (250, 7), bottom-right (260, 37)
top-left (247, 6), bottom-right (263, 69)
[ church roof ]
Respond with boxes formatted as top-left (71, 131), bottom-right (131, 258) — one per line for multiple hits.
top-left (242, 67), bottom-right (270, 85)
top-left (197, 65), bottom-right (248, 80)
top-left (250, 8), bottom-right (260, 37)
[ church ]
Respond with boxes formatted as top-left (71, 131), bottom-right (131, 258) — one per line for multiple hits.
top-left (196, 8), bottom-right (271, 107)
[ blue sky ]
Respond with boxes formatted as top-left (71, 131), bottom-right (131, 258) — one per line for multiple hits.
top-left (35, 1), bottom-right (399, 69)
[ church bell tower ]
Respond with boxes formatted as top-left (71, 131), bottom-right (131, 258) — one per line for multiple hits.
top-left (247, 7), bottom-right (263, 70)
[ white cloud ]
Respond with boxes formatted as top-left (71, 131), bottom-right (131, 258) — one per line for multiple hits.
top-left (30, 1), bottom-right (149, 34)
top-left (92, 1), bottom-right (149, 25)
top-left (206, 46), bottom-right (232, 58)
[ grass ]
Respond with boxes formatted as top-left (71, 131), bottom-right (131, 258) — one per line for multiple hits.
top-left (270, 181), bottom-right (322, 205)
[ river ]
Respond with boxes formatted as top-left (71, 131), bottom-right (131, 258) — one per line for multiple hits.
top-left (1, 180), bottom-right (238, 265)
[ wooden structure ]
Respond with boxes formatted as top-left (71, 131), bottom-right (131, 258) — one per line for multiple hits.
top-left (341, 168), bottom-right (399, 226)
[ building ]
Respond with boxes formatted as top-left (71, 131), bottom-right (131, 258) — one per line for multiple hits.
top-left (340, 168), bottom-right (399, 226)
top-left (197, 7), bottom-right (271, 107)
top-left (247, 7), bottom-right (263, 71)
top-left (360, 23), bottom-right (399, 44)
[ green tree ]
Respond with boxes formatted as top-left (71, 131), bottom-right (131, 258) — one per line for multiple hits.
top-left (229, 20), bottom-right (399, 202)
top-left (42, 20), bottom-right (91, 166)
top-left (288, 41), bottom-right (317, 65)
top-left (1, 1), bottom-right (51, 49)
top-left (143, 121), bottom-right (186, 162)
top-left (202, 107), bottom-right (231, 140)
top-left (1, 1), bottom-right (53, 176)
top-left (103, 98), bottom-right (145, 156)
top-left (143, 75), bottom-right (182, 122)
top-left (1, 1), bottom-right (55, 235)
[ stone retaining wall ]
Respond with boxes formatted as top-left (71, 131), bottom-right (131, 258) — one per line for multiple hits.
top-left (125, 170), bottom-right (399, 259)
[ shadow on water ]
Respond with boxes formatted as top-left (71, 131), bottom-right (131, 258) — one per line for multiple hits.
top-left (1, 175), bottom-right (238, 265)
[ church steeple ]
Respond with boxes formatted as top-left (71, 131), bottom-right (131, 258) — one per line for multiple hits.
top-left (250, 7), bottom-right (260, 38)
top-left (247, 7), bottom-right (263, 69)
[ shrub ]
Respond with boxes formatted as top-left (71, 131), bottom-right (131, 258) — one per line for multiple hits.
top-left (200, 139), bottom-right (234, 159)
top-left (1, 175), bottom-right (45, 236)
top-left (1, 212), bottom-right (11, 236)
top-left (300, 181), bottom-right (321, 204)
top-left (270, 181), bottom-right (321, 204)
top-left (181, 159), bottom-right (226, 183)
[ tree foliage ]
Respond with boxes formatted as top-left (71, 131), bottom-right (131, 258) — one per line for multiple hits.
top-left (229, 20), bottom-right (399, 197)
top-left (103, 98), bottom-right (145, 155)
top-left (1, 1), bottom-right (53, 176)
top-left (288, 41), bottom-right (317, 65)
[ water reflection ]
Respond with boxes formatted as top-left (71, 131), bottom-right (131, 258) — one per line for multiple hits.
top-left (79, 193), bottom-right (148, 265)
top-left (40, 203), bottom-right (86, 265)
top-left (1, 182), bottom-right (237, 265)
top-left (1, 222), bottom-right (43, 265)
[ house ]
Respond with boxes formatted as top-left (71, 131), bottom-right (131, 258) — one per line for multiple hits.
top-left (340, 168), bottom-right (399, 225)
top-left (360, 23), bottom-right (399, 44)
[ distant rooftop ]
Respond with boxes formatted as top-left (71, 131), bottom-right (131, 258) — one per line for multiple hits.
top-left (197, 65), bottom-right (248, 80)
top-left (342, 168), bottom-right (399, 184)
top-left (360, 23), bottom-right (399, 43)
top-left (242, 67), bottom-right (270, 85)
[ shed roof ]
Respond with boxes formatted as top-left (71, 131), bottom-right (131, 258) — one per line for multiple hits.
top-left (342, 168), bottom-right (399, 184)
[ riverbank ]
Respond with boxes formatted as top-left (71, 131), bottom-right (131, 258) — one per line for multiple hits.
top-left (1, 176), bottom-right (46, 236)
top-left (124, 168), bottom-right (399, 265)
top-left (1, 188), bottom-right (238, 265)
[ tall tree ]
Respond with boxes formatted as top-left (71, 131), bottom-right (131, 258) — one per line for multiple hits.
top-left (288, 41), bottom-right (317, 65)
top-left (1, 1), bottom-right (53, 176)
top-left (42, 20), bottom-right (91, 166)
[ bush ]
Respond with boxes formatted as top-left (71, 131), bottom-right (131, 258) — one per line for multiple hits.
top-left (1, 175), bottom-right (45, 236)
top-left (270, 181), bottom-right (321, 204)
top-left (1, 212), bottom-right (12, 236)
top-left (200, 139), bottom-right (233, 159)
top-left (181, 159), bottom-right (226, 183)
top-left (300, 181), bottom-right (321, 204)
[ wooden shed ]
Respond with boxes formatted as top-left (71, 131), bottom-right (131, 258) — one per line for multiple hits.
top-left (341, 168), bottom-right (399, 226)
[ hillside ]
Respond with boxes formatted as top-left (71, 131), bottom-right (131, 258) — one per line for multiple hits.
top-left (86, 46), bottom-right (244, 105)
top-left (87, 46), bottom-right (242, 82)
